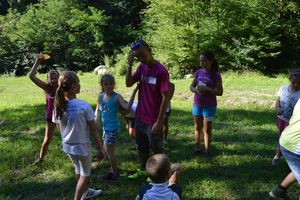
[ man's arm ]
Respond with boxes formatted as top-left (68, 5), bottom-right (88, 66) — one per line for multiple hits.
top-left (126, 51), bottom-right (135, 87)
top-left (151, 91), bottom-right (170, 134)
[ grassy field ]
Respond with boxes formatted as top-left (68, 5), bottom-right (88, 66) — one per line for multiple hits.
top-left (0, 72), bottom-right (299, 200)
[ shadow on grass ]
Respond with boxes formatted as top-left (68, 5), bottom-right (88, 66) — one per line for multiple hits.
top-left (0, 104), bottom-right (293, 199)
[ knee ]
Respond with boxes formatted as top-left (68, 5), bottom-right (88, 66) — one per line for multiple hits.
top-left (43, 138), bottom-right (51, 146)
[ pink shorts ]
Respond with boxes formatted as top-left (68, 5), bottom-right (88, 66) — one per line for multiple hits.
top-left (276, 118), bottom-right (289, 135)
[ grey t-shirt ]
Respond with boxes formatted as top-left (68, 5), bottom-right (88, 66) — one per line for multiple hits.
top-left (277, 85), bottom-right (300, 122)
top-left (53, 99), bottom-right (95, 156)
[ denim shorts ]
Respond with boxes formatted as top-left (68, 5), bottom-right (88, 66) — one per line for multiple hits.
top-left (192, 105), bottom-right (217, 121)
top-left (102, 130), bottom-right (118, 144)
top-left (280, 146), bottom-right (300, 184)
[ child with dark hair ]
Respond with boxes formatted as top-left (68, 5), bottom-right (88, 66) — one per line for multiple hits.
top-left (190, 51), bottom-right (223, 159)
top-left (126, 40), bottom-right (171, 178)
top-left (272, 69), bottom-right (300, 166)
top-left (135, 154), bottom-right (182, 200)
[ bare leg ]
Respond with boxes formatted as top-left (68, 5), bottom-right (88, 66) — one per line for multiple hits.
top-left (74, 175), bottom-right (89, 200)
top-left (193, 116), bottom-right (203, 150)
top-left (163, 116), bottom-right (169, 140)
top-left (129, 128), bottom-right (136, 138)
top-left (281, 172), bottom-right (297, 188)
top-left (203, 119), bottom-right (213, 152)
top-left (104, 143), bottom-right (118, 173)
top-left (39, 122), bottom-right (56, 160)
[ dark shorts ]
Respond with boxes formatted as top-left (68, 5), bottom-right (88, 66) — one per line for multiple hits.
top-left (165, 110), bottom-right (171, 117)
top-left (46, 118), bottom-right (55, 123)
top-left (135, 119), bottom-right (163, 154)
top-left (127, 117), bottom-right (135, 129)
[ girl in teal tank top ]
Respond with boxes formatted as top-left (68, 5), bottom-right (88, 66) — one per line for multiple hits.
top-left (95, 74), bottom-right (139, 180)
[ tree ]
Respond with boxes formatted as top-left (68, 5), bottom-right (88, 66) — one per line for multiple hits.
top-left (1, 0), bottom-right (108, 74)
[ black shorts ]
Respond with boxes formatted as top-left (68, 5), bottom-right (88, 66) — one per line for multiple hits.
top-left (127, 117), bottom-right (135, 128)
top-left (134, 119), bottom-right (163, 154)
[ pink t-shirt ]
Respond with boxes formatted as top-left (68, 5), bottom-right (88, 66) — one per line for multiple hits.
top-left (132, 62), bottom-right (170, 125)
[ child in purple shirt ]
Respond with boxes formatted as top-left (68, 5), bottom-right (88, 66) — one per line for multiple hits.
top-left (190, 51), bottom-right (223, 159)
top-left (28, 56), bottom-right (59, 164)
top-left (126, 40), bottom-right (170, 179)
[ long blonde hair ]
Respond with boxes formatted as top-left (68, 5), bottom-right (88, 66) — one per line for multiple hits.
top-left (55, 71), bottom-right (79, 119)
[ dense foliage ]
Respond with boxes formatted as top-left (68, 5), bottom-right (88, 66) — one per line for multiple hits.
top-left (0, 0), bottom-right (300, 76)
top-left (143, 0), bottom-right (300, 77)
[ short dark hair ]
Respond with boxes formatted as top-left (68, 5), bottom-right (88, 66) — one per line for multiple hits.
top-left (146, 154), bottom-right (170, 183)
top-left (289, 69), bottom-right (300, 79)
top-left (130, 40), bottom-right (150, 50)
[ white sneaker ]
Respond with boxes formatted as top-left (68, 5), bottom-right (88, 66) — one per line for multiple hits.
top-left (81, 188), bottom-right (102, 200)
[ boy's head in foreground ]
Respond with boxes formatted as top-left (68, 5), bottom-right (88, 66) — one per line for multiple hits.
top-left (146, 154), bottom-right (171, 183)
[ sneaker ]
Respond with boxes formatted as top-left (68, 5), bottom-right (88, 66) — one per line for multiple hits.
top-left (81, 188), bottom-right (102, 200)
top-left (272, 158), bottom-right (281, 166)
top-left (269, 186), bottom-right (289, 199)
top-left (102, 171), bottom-right (120, 180)
top-left (128, 169), bottom-right (147, 179)
top-left (192, 149), bottom-right (201, 156)
top-left (204, 151), bottom-right (212, 160)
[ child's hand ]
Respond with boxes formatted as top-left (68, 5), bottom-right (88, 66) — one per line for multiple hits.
top-left (97, 149), bottom-right (105, 162)
top-left (151, 120), bottom-right (163, 134)
top-left (196, 85), bottom-right (208, 94)
top-left (134, 83), bottom-right (140, 91)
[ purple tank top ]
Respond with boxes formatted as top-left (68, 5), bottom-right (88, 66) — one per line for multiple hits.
top-left (45, 93), bottom-right (55, 120)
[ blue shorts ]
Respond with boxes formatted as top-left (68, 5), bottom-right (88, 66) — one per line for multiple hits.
top-left (102, 130), bottom-right (118, 144)
top-left (280, 146), bottom-right (300, 184)
top-left (192, 105), bottom-right (217, 121)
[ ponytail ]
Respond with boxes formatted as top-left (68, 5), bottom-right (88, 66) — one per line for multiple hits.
top-left (54, 71), bottom-right (79, 119)
top-left (55, 83), bottom-right (66, 119)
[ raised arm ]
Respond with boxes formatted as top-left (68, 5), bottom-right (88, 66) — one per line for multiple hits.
top-left (126, 51), bottom-right (135, 87)
top-left (28, 59), bottom-right (48, 91)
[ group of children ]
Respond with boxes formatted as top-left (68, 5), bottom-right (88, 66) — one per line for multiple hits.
top-left (29, 39), bottom-right (300, 199)
top-left (29, 40), bottom-right (181, 200)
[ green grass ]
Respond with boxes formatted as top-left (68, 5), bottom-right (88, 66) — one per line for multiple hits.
top-left (0, 72), bottom-right (299, 199)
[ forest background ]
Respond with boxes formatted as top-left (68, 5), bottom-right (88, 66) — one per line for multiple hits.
top-left (0, 0), bottom-right (300, 77)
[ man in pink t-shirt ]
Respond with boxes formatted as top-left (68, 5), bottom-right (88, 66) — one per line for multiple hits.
top-left (126, 40), bottom-right (170, 179)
